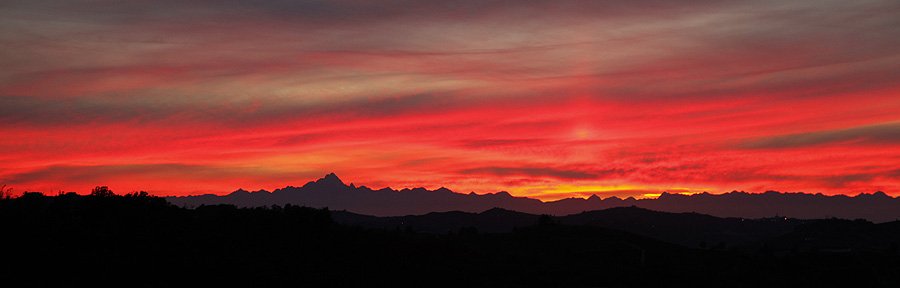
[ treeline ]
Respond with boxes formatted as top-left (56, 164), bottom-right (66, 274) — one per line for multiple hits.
top-left (1, 188), bottom-right (898, 287)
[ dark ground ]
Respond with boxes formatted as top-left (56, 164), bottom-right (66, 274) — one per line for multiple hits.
top-left (2, 191), bottom-right (899, 287)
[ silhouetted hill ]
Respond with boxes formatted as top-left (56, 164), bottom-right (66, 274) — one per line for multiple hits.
top-left (332, 207), bottom-right (540, 234)
top-left (761, 219), bottom-right (900, 254)
top-left (332, 206), bottom-right (805, 248)
top-left (5, 191), bottom-right (900, 287)
top-left (168, 174), bottom-right (900, 222)
top-left (560, 206), bottom-right (803, 247)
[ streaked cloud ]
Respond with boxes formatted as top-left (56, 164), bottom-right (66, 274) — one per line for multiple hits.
top-left (0, 0), bottom-right (898, 199)
top-left (459, 166), bottom-right (630, 180)
top-left (740, 122), bottom-right (900, 149)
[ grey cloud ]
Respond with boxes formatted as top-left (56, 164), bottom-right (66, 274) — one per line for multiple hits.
top-left (822, 168), bottom-right (900, 188)
top-left (0, 0), bottom-right (729, 25)
top-left (2, 0), bottom-right (899, 127)
top-left (0, 91), bottom-right (497, 127)
top-left (0, 163), bottom-right (305, 184)
top-left (740, 122), bottom-right (900, 149)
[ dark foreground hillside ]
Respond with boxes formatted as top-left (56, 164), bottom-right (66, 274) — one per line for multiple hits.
top-left (3, 190), bottom-right (899, 287)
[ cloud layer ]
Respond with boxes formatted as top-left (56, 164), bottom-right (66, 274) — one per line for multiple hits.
top-left (1, 0), bottom-right (898, 199)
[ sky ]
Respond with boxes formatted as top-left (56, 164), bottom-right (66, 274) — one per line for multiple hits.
top-left (1, 0), bottom-right (899, 200)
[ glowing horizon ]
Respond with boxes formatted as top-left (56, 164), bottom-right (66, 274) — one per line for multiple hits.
top-left (1, 1), bottom-right (899, 200)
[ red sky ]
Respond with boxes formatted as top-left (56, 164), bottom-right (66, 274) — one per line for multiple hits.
top-left (1, 0), bottom-right (899, 200)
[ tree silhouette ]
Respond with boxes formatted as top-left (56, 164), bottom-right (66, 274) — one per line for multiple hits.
top-left (0, 185), bottom-right (11, 199)
top-left (90, 186), bottom-right (115, 197)
top-left (538, 214), bottom-right (557, 226)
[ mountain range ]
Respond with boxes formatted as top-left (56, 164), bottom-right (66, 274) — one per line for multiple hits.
top-left (167, 173), bottom-right (900, 222)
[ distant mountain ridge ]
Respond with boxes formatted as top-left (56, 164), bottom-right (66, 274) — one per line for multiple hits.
top-left (166, 173), bottom-right (900, 222)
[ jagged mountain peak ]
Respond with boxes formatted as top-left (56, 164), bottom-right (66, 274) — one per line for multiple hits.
top-left (319, 173), bottom-right (344, 185)
top-left (298, 173), bottom-right (348, 191)
top-left (230, 188), bottom-right (250, 195)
